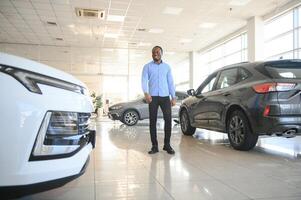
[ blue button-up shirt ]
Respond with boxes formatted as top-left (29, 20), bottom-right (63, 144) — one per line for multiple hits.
top-left (141, 60), bottom-right (176, 98)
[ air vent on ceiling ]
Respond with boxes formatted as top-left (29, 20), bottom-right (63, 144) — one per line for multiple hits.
top-left (136, 28), bottom-right (147, 32)
top-left (75, 8), bottom-right (105, 19)
top-left (47, 21), bottom-right (57, 26)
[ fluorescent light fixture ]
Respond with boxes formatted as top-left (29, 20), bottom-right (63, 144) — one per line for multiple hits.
top-left (149, 28), bottom-right (164, 33)
top-left (162, 7), bottom-right (183, 15)
top-left (103, 33), bottom-right (119, 38)
top-left (138, 42), bottom-right (152, 46)
top-left (179, 39), bottom-right (192, 43)
top-left (165, 51), bottom-right (175, 55)
top-left (107, 15), bottom-right (125, 22)
top-left (229, 0), bottom-right (251, 6)
top-left (199, 22), bottom-right (216, 29)
top-left (102, 48), bottom-right (114, 52)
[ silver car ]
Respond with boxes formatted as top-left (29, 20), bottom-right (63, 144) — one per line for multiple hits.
top-left (108, 91), bottom-right (188, 126)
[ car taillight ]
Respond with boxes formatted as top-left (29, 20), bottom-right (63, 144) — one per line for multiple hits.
top-left (252, 83), bottom-right (296, 93)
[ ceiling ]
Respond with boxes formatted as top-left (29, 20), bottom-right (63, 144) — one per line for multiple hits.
top-left (0, 0), bottom-right (294, 96)
top-left (0, 0), bottom-right (293, 51)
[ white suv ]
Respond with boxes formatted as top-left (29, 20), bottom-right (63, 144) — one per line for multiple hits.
top-left (0, 52), bottom-right (96, 197)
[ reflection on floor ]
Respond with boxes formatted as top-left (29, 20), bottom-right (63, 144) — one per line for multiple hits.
top-left (20, 118), bottom-right (301, 200)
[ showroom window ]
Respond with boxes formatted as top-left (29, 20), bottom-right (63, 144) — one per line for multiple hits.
top-left (195, 33), bottom-right (247, 88)
top-left (264, 5), bottom-right (301, 60)
top-left (174, 57), bottom-right (189, 92)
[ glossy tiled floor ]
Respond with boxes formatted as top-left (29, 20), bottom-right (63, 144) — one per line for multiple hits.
top-left (20, 118), bottom-right (301, 200)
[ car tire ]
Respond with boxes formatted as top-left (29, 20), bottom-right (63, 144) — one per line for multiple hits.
top-left (180, 109), bottom-right (196, 136)
top-left (123, 110), bottom-right (139, 126)
top-left (227, 110), bottom-right (258, 151)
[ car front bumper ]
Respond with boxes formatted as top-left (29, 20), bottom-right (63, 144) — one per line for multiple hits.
top-left (108, 111), bottom-right (122, 120)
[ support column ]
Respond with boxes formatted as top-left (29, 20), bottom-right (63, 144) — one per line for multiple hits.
top-left (247, 16), bottom-right (264, 62)
top-left (189, 51), bottom-right (196, 89)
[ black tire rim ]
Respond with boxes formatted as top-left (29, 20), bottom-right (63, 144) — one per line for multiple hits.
top-left (124, 111), bottom-right (138, 125)
top-left (229, 115), bottom-right (245, 145)
top-left (181, 112), bottom-right (188, 132)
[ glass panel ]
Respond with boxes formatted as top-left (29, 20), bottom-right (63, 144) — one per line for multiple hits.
top-left (264, 32), bottom-right (293, 58)
top-left (225, 52), bottom-right (241, 65)
top-left (264, 11), bottom-right (293, 40)
top-left (266, 51), bottom-right (294, 60)
top-left (224, 36), bottom-right (241, 56)
top-left (209, 46), bottom-right (223, 61)
top-left (209, 59), bottom-right (223, 73)
top-left (216, 68), bottom-right (238, 89)
top-left (201, 76), bottom-right (217, 93)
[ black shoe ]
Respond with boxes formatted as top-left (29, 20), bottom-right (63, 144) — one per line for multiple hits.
top-left (148, 147), bottom-right (159, 154)
top-left (163, 145), bottom-right (175, 154)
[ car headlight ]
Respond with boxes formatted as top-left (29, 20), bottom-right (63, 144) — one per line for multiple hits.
top-left (110, 105), bottom-right (123, 110)
top-left (0, 64), bottom-right (87, 95)
top-left (30, 111), bottom-right (94, 161)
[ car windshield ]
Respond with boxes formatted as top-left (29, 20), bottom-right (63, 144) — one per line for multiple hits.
top-left (262, 62), bottom-right (301, 79)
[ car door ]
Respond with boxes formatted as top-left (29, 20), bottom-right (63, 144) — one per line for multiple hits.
top-left (205, 67), bottom-right (239, 130)
top-left (190, 72), bottom-right (219, 128)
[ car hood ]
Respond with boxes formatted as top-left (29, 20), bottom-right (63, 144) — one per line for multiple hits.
top-left (0, 52), bottom-right (86, 87)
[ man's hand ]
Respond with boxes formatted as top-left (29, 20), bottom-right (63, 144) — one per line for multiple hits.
top-left (144, 93), bottom-right (152, 104)
top-left (171, 98), bottom-right (176, 107)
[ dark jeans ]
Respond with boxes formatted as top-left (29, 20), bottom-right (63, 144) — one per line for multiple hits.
top-left (148, 96), bottom-right (172, 147)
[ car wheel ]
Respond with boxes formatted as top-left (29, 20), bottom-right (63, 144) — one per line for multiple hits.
top-left (180, 110), bottom-right (196, 135)
top-left (123, 110), bottom-right (139, 126)
top-left (227, 110), bottom-right (258, 151)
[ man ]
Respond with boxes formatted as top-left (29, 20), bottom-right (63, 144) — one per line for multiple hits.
top-left (141, 46), bottom-right (176, 155)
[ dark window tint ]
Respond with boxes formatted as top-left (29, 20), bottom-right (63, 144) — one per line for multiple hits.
top-left (196, 73), bottom-right (218, 94)
top-left (237, 68), bottom-right (250, 82)
top-left (257, 62), bottom-right (301, 79)
top-left (200, 76), bottom-right (217, 93)
top-left (216, 68), bottom-right (238, 89)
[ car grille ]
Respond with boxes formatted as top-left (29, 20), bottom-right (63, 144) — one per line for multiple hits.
top-left (78, 113), bottom-right (91, 135)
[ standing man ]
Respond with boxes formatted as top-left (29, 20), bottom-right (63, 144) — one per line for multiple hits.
top-left (141, 46), bottom-right (176, 155)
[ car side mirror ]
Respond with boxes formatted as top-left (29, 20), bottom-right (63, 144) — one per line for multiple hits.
top-left (187, 89), bottom-right (196, 96)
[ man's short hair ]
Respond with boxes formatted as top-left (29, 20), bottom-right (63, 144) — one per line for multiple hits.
top-left (152, 46), bottom-right (163, 54)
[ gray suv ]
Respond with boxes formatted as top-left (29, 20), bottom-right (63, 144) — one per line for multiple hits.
top-left (180, 60), bottom-right (301, 150)
top-left (108, 91), bottom-right (188, 126)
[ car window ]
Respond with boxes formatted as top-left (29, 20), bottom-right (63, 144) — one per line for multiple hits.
top-left (199, 76), bottom-right (217, 94)
top-left (237, 68), bottom-right (250, 82)
top-left (216, 68), bottom-right (238, 90)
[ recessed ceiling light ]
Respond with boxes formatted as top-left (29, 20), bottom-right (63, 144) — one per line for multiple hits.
top-left (68, 24), bottom-right (75, 28)
top-left (107, 15), bottom-right (125, 22)
top-left (165, 52), bottom-right (175, 55)
top-left (103, 33), bottom-right (119, 38)
top-left (179, 39), bottom-right (192, 43)
top-left (47, 21), bottom-right (57, 26)
top-left (138, 42), bottom-right (152, 46)
top-left (162, 7), bottom-right (183, 15)
top-left (229, 0), bottom-right (251, 6)
top-left (199, 22), bottom-right (217, 29)
top-left (149, 28), bottom-right (164, 33)
top-left (102, 48), bottom-right (114, 52)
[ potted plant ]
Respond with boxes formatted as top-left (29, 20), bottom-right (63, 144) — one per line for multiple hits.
top-left (90, 92), bottom-right (103, 117)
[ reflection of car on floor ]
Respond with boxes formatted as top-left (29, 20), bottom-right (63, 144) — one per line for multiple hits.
top-left (108, 91), bottom-right (188, 126)
top-left (180, 60), bottom-right (301, 151)
top-left (0, 53), bottom-right (96, 197)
